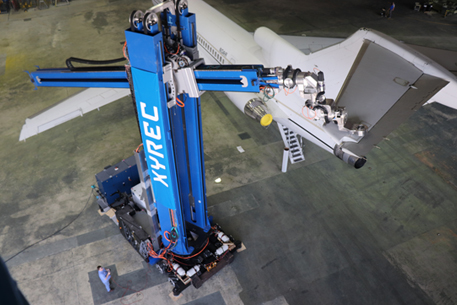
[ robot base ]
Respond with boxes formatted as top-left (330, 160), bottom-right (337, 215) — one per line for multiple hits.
top-left (155, 224), bottom-right (241, 296)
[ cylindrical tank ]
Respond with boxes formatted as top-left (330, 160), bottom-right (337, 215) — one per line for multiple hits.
top-left (186, 265), bottom-right (200, 278)
top-left (217, 231), bottom-right (230, 243)
top-left (172, 263), bottom-right (186, 277)
top-left (244, 98), bottom-right (273, 127)
top-left (215, 244), bottom-right (229, 256)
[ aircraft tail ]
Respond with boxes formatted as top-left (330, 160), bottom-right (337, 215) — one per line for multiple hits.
top-left (254, 27), bottom-right (307, 67)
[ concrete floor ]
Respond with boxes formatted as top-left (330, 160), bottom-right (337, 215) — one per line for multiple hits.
top-left (1, 0), bottom-right (457, 304)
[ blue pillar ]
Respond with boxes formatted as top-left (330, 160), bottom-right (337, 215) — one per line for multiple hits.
top-left (126, 29), bottom-right (191, 255)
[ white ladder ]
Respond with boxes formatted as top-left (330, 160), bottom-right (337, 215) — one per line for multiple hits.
top-left (55, 0), bottom-right (69, 6)
top-left (278, 123), bottom-right (305, 164)
top-left (38, 0), bottom-right (48, 9)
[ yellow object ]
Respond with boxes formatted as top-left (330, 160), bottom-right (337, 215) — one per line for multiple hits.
top-left (260, 114), bottom-right (273, 126)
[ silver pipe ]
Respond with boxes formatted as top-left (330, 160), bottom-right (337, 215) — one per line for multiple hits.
top-left (281, 147), bottom-right (289, 173)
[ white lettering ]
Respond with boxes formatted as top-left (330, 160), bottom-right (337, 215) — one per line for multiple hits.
top-left (146, 140), bottom-right (164, 159)
top-left (144, 122), bottom-right (161, 140)
top-left (240, 76), bottom-right (248, 88)
top-left (141, 102), bottom-right (168, 188)
top-left (152, 169), bottom-right (168, 187)
top-left (150, 150), bottom-right (164, 159)
top-left (149, 155), bottom-right (165, 170)
top-left (141, 102), bottom-right (159, 121)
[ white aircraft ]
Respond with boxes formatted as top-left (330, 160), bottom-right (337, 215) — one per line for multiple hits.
top-left (20, 0), bottom-right (457, 169)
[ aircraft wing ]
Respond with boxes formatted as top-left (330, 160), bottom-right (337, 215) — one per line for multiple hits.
top-left (19, 88), bottom-right (130, 141)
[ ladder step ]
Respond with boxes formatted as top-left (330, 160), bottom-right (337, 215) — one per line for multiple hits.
top-left (290, 158), bottom-right (305, 164)
top-left (278, 122), bottom-right (305, 165)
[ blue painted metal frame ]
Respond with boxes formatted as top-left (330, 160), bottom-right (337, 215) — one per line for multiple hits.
top-left (28, 67), bottom-right (269, 92)
top-left (170, 95), bottom-right (210, 231)
top-left (194, 69), bottom-right (260, 92)
top-left (179, 8), bottom-right (196, 47)
top-left (170, 8), bottom-right (210, 232)
top-left (130, 67), bottom-right (190, 255)
top-left (126, 25), bottom-right (192, 255)
top-left (29, 69), bottom-right (129, 88)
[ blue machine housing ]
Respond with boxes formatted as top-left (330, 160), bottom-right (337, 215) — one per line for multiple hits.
top-left (95, 155), bottom-right (140, 205)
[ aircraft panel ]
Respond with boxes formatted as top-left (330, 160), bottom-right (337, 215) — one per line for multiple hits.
top-left (336, 40), bottom-right (423, 130)
top-left (343, 73), bottom-right (449, 156)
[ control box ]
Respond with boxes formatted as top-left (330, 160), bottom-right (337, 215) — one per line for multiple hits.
top-left (95, 155), bottom-right (140, 205)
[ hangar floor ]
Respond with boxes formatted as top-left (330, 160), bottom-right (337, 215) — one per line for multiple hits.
top-left (1, 1), bottom-right (457, 304)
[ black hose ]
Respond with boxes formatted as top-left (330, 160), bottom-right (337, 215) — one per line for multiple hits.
top-left (66, 57), bottom-right (127, 70)
top-left (292, 68), bottom-right (301, 87)
top-left (64, 66), bottom-right (127, 72)
top-left (314, 105), bottom-right (330, 124)
top-left (316, 92), bottom-right (326, 104)
top-left (176, 0), bottom-right (181, 39)
top-left (283, 66), bottom-right (291, 81)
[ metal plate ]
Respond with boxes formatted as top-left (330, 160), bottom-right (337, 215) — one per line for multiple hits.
top-left (336, 40), bottom-right (423, 129)
top-left (343, 73), bottom-right (449, 155)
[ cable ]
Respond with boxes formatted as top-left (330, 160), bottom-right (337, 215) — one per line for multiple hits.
top-left (172, 238), bottom-right (209, 260)
top-left (123, 41), bottom-right (129, 62)
top-left (284, 86), bottom-right (298, 96)
top-left (164, 231), bottom-right (173, 243)
top-left (176, 97), bottom-right (185, 108)
top-left (264, 86), bottom-right (275, 98)
top-left (302, 105), bottom-right (317, 120)
top-left (314, 105), bottom-right (330, 123)
top-left (164, 43), bottom-right (180, 55)
top-left (135, 143), bottom-right (143, 153)
top-left (261, 85), bottom-right (275, 103)
top-left (147, 239), bottom-right (175, 261)
top-left (65, 57), bottom-right (126, 70)
top-left (5, 189), bottom-right (94, 263)
top-left (171, 257), bottom-right (192, 266)
top-left (176, 0), bottom-right (182, 42)
top-left (216, 249), bottom-right (229, 262)
top-left (170, 210), bottom-right (176, 227)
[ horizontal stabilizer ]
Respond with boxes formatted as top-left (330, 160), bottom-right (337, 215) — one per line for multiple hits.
top-left (280, 34), bottom-right (457, 75)
top-left (19, 88), bottom-right (130, 141)
top-left (334, 40), bottom-right (448, 156)
top-left (279, 35), bottom-right (344, 55)
top-left (407, 44), bottom-right (457, 76)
